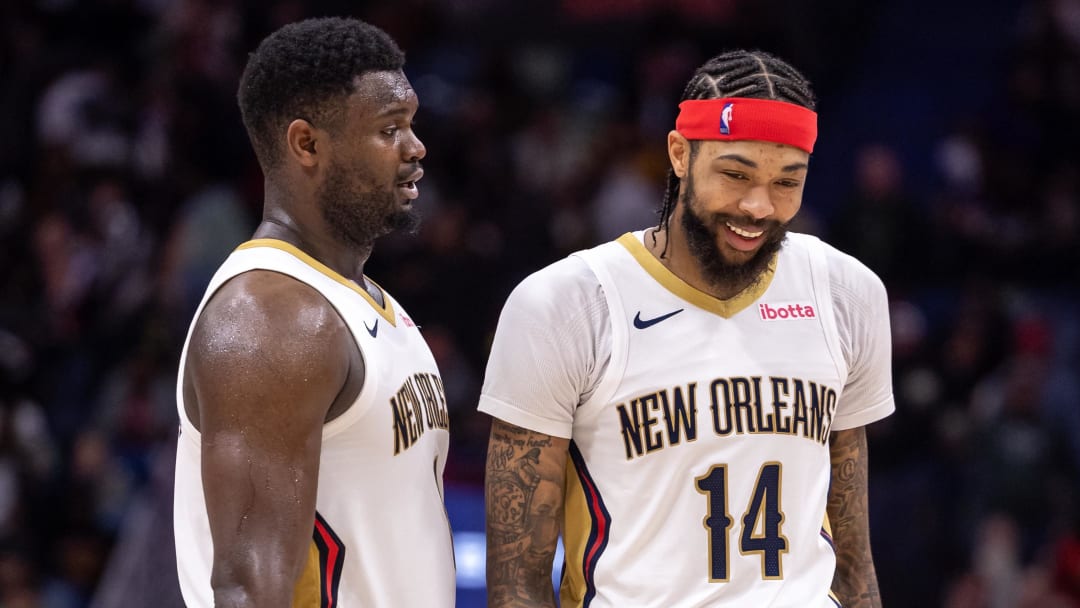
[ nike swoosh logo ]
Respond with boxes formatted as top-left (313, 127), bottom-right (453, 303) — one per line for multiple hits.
top-left (633, 309), bottom-right (684, 329)
top-left (364, 319), bottom-right (378, 338)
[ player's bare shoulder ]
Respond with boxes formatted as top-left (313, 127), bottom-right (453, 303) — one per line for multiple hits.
top-left (194, 270), bottom-right (349, 351)
top-left (183, 270), bottom-right (354, 429)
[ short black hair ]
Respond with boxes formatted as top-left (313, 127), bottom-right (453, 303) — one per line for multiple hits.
top-left (657, 50), bottom-right (816, 237)
top-left (237, 17), bottom-right (405, 169)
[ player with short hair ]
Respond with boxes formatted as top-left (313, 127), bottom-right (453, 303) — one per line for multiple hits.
top-left (173, 17), bottom-right (454, 607)
top-left (480, 50), bottom-right (893, 607)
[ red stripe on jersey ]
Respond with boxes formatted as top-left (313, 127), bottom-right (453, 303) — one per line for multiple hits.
top-left (570, 441), bottom-right (611, 607)
top-left (313, 512), bottom-right (346, 608)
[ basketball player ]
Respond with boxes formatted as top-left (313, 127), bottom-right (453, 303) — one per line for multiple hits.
top-left (480, 50), bottom-right (893, 607)
top-left (173, 18), bottom-right (454, 607)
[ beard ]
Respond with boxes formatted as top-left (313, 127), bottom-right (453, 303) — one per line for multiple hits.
top-left (679, 173), bottom-right (788, 295)
top-left (317, 160), bottom-right (421, 249)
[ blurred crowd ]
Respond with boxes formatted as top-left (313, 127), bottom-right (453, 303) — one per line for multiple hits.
top-left (0, 0), bottom-right (1077, 606)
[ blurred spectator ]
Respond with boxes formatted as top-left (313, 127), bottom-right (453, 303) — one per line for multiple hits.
top-left (1053, 523), bottom-right (1080, 604)
top-left (967, 318), bottom-right (1078, 555)
top-left (830, 143), bottom-right (928, 287)
top-left (587, 129), bottom-right (664, 242)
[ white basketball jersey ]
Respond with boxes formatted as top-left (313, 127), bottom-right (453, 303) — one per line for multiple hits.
top-left (173, 239), bottom-right (455, 607)
top-left (561, 232), bottom-right (848, 608)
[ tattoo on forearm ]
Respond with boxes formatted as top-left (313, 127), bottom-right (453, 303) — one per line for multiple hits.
top-left (486, 422), bottom-right (564, 607)
top-left (827, 428), bottom-right (882, 608)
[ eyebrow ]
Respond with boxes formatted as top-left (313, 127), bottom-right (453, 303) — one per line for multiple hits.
top-left (713, 154), bottom-right (808, 173)
top-left (374, 105), bottom-right (414, 119)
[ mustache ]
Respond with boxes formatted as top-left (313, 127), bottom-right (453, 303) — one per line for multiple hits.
top-left (396, 162), bottom-right (423, 182)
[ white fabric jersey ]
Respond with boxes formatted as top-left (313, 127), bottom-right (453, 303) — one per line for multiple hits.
top-left (174, 239), bottom-right (455, 608)
top-left (479, 231), bottom-right (894, 608)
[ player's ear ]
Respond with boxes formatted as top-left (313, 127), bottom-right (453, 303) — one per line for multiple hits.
top-left (286, 119), bottom-right (322, 168)
top-left (668, 130), bottom-right (690, 178)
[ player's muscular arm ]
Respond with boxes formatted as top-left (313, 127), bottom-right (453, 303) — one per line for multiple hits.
top-left (827, 427), bottom-right (882, 608)
top-left (188, 272), bottom-right (353, 608)
top-left (485, 419), bottom-right (570, 608)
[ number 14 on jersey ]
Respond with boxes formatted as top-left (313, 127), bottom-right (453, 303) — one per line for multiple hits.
top-left (696, 462), bottom-right (788, 581)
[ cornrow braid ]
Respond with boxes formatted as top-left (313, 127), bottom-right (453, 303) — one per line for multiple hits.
top-left (654, 50), bottom-right (816, 255)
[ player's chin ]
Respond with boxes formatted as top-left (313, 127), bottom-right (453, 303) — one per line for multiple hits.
top-left (386, 207), bottom-right (422, 234)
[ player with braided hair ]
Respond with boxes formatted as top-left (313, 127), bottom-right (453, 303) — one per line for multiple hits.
top-left (480, 49), bottom-right (892, 607)
top-left (656, 50), bottom-right (817, 249)
top-left (174, 17), bottom-right (454, 607)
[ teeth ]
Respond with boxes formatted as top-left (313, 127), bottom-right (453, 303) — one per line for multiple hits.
top-left (727, 222), bottom-right (763, 238)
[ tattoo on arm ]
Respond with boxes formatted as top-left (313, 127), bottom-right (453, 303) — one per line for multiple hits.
top-left (827, 427), bottom-right (882, 608)
top-left (485, 421), bottom-right (567, 608)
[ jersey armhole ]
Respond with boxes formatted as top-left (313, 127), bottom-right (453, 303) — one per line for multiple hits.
top-left (572, 249), bottom-right (628, 411)
top-left (805, 237), bottom-right (849, 386)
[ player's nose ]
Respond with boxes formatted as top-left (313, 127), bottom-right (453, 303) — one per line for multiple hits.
top-left (403, 129), bottom-right (425, 162)
top-left (738, 186), bottom-right (774, 220)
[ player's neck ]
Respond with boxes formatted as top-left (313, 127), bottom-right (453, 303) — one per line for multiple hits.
top-left (254, 204), bottom-right (373, 284)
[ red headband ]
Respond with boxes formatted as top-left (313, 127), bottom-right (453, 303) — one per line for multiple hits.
top-left (675, 98), bottom-right (817, 153)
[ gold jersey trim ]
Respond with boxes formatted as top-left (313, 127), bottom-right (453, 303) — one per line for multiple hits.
top-left (561, 455), bottom-right (589, 608)
top-left (615, 232), bottom-right (776, 319)
top-left (237, 238), bottom-right (397, 326)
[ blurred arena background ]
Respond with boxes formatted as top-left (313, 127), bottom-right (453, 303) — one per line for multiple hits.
top-left (0, 0), bottom-right (1078, 606)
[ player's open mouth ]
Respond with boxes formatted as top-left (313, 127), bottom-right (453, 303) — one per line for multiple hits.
top-left (397, 181), bottom-right (418, 198)
top-left (396, 169), bottom-right (423, 200)
top-left (723, 221), bottom-right (767, 252)
top-left (726, 222), bottom-right (764, 239)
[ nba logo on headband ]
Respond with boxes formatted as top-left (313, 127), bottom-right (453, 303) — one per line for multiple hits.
top-left (720, 102), bottom-right (734, 135)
